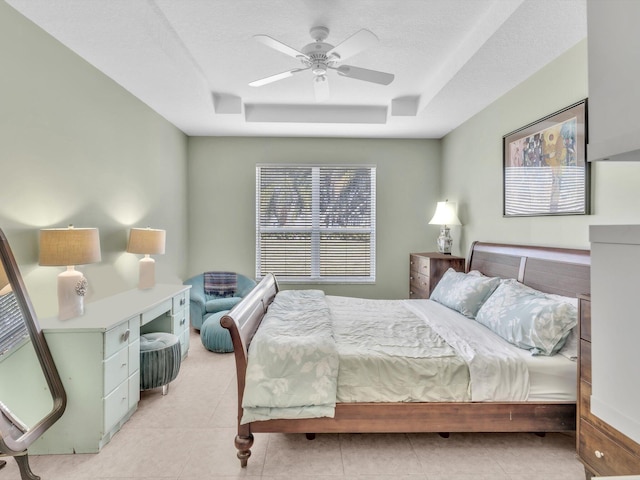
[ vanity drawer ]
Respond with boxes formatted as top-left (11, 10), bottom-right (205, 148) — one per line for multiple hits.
top-left (172, 310), bottom-right (189, 335)
top-left (128, 370), bottom-right (140, 410)
top-left (173, 291), bottom-right (188, 313)
top-left (579, 421), bottom-right (640, 476)
top-left (141, 299), bottom-right (172, 326)
top-left (103, 382), bottom-right (129, 433)
top-left (128, 338), bottom-right (140, 376)
top-left (104, 322), bottom-right (131, 358)
top-left (104, 348), bottom-right (129, 395)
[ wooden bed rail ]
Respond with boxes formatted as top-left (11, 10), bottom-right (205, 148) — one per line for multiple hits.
top-left (220, 273), bottom-right (279, 466)
top-left (220, 243), bottom-right (590, 467)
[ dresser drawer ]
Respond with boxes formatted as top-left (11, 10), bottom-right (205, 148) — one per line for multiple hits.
top-left (104, 347), bottom-right (129, 395)
top-left (579, 421), bottom-right (640, 476)
top-left (104, 381), bottom-right (129, 433)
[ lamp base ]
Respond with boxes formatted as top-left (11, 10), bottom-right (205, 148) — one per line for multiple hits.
top-left (138, 255), bottom-right (156, 289)
top-left (436, 226), bottom-right (453, 255)
top-left (57, 267), bottom-right (86, 320)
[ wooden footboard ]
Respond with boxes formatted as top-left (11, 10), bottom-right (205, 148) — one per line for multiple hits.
top-left (221, 242), bottom-right (590, 467)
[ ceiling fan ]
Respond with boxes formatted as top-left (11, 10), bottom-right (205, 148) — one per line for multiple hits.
top-left (249, 26), bottom-right (395, 102)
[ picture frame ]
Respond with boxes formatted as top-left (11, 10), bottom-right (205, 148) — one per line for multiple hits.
top-left (503, 100), bottom-right (589, 217)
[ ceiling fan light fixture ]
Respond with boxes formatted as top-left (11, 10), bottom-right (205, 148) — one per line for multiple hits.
top-left (250, 25), bottom-right (394, 100)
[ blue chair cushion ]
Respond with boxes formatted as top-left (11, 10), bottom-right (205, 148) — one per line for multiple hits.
top-left (205, 297), bottom-right (242, 313)
top-left (201, 310), bottom-right (233, 353)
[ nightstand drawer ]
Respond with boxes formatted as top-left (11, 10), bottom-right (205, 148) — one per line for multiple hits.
top-left (579, 296), bottom-right (591, 342)
top-left (579, 421), bottom-right (640, 476)
top-left (410, 271), bottom-right (430, 293)
top-left (580, 339), bottom-right (591, 384)
top-left (409, 254), bottom-right (429, 276)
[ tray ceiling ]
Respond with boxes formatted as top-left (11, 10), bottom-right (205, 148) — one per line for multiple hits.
top-left (6, 0), bottom-right (587, 138)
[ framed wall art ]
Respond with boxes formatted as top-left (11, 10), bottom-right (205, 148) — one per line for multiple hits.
top-left (503, 100), bottom-right (589, 217)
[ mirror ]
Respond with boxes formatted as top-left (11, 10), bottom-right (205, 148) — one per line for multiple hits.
top-left (0, 228), bottom-right (66, 479)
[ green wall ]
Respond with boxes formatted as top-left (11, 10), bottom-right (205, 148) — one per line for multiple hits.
top-left (0, 2), bottom-right (189, 318)
top-left (442, 38), bottom-right (640, 254)
top-left (187, 137), bottom-right (441, 299)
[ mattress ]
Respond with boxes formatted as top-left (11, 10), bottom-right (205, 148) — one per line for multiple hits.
top-left (328, 296), bottom-right (576, 403)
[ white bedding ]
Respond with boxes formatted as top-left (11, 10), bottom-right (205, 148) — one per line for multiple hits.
top-left (241, 292), bottom-right (576, 424)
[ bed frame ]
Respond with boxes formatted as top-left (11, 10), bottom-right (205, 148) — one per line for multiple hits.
top-left (221, 241), bottom-right (590, 467)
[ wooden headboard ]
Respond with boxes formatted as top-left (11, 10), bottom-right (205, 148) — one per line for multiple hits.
top-left (467, 241), bottom-right (590, 297)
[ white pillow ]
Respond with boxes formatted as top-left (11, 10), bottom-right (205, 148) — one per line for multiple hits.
top-left (475, 280), bottom-right (578, 356)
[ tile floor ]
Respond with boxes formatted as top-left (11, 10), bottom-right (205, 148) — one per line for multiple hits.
top-left (2, 329), bottom-right (587, 479)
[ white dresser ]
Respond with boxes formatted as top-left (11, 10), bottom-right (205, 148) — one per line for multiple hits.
top-left (30, 284), bottom-right (190, 454)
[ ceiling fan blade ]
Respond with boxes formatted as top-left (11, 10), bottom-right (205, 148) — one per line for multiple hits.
top-left (253, 34), bottom-right (309, 59)
top-left (314, 75), bottom-right (330, 102)
top-left (327, 29), bottom-right (378, 61)
top-left (249, 68), bottom-right (308, 87)
top-left (334, 65), bottom-right (394, 85)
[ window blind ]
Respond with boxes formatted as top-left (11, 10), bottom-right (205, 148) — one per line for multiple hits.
top-left (0, 292), bottom-right (28, 358)
top-left (256, 164), bottom-right (376, 283)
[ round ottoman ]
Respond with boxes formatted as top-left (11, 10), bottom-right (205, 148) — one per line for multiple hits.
top-left (140, 332), bottom-right (181, 395)
top-left (201, 310), bottom-right (233, 353)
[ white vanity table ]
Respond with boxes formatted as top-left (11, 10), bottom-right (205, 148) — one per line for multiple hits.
top-left (30, 284), bottom-right (190, 454)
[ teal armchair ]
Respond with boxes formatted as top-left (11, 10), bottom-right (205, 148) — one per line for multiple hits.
top-left (183, 273), bottom-right (257, 330)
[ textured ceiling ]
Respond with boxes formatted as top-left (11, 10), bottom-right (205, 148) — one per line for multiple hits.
top-left (6, 0), bottom-right (587, 138)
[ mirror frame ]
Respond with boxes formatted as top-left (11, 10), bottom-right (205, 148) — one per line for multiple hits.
top-left (0, 228), bottom-right (66, 454)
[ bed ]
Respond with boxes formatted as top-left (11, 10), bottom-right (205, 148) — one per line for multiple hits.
top-left (221, 241), bottom-right (590, 466)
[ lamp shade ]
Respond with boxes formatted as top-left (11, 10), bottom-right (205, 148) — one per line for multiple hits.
top-left (39, 227), bottom-right (102, 266)
top-left (126, 228), bottom-right (166, 255)
top-left (428, 201), bottom-right (461, 226)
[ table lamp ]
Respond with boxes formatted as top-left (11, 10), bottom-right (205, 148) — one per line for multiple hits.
top-left (428, 200), bottom-right (461, 255)
top-left (39, 226), bottom-right (101, 320)
top-left (126, 228), bottom-right (166, 289)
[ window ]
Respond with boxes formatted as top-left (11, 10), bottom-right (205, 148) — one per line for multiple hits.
top-left (0, 291), bottom-right (28, 359)
top-left (256, 164), bottom-right (376, 283)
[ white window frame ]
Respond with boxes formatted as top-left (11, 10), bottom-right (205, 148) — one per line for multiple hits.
top-left (256, 163), bottom-right (376, 284)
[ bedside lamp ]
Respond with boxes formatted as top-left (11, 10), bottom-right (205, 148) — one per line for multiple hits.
top-left (126, 228), bottom-right (165, 289)
top-left (39, 226), bottom-right (101, 320)
top-left (428, 200), bottom-right (461, 255)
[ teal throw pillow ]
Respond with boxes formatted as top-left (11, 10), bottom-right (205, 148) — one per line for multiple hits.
top-left (430, 268), bottom-right (501, 318)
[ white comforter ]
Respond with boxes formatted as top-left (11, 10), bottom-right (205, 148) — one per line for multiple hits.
top-left (241, 292), bottom-right (530, 423)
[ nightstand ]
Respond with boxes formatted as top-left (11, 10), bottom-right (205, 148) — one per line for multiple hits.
top-left (409, 252), bottom-right (465, 299)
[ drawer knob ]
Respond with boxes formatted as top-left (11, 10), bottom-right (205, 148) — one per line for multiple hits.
top-left (180, 298), bottom-right (186, 306)
top-left (595, 450), bottom-right (605, 459)
top-left (122, 329), bottom-right (130, 342)
top-left (180, 318), bottom-right (186, 326)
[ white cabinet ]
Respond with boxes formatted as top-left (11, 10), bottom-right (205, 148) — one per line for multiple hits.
top-left (587, 0), bottom-right (640, 162)
top-left (30, 284), bottom-right (190, 454)
top-left (589, 225), bottom-right (640, 446)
